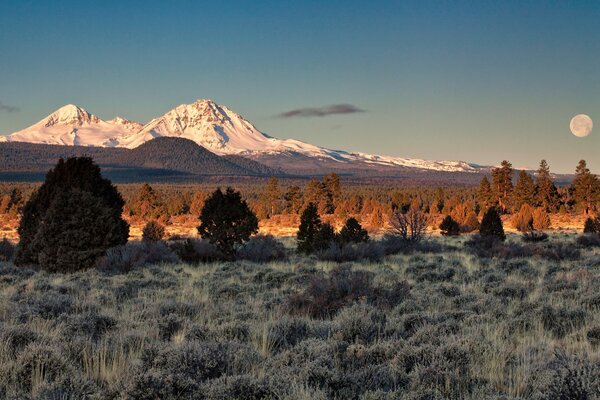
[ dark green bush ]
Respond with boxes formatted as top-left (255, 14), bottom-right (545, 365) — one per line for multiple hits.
top-left (339, 217), bottom-right (369, 244)
top-left (439, 215), bottom-right (460, 236)
top-left (14, 157), bottom-right (129, 271)
top-left (479, 207), bottom-right (505, 241)
top-left (142, 220), bottom-right (165, 242)
top-left (237, 235), bottom-right (287, 262)
top-left (198, 187), bottom-right (258, 258)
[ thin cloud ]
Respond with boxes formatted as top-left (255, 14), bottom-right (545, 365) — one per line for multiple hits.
top-left (0, 102), bottom-right (18, 113)
top-left (278, 104), bottom-right (364, 118)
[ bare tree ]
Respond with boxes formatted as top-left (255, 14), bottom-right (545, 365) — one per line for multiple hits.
top-left (389, 208), bottom-right (429, 242)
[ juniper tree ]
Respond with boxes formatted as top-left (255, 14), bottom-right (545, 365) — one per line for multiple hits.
top-left (197, 187), bottom-right (258, 258)
top-left (142, 220), bottom-right (166, 242)
top-left (339, 217), bottom-right (369, 244)
top-left (439, 215), bottom-right (460, 236)
top-left (14, 157), bottom-right (129, 269)
top-left (479, 207), bottom-right (506, 241)
top-left (297, 203), bottom-right (322, 254)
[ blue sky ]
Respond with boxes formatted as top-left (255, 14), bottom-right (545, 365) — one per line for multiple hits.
top-left (0, 0), bottom-right (598, 173)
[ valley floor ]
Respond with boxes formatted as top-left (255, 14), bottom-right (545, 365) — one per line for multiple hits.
top-left (0, 236), bottom-right (599, 399)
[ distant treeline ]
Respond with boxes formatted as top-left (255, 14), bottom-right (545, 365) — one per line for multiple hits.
top-left (2, 159), bottom-right (598, 232)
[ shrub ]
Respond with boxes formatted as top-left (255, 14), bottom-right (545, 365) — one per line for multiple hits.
top-left (237, 235), bottom-right (287, 262)
top-left (14, 157), bottom-right (129, 269)
top-left (203, 375), bottom-right (277, 400)
top-left (532, 208), bottom-right (551, 230)
top-left (541, 305), bottom-right (587, 338)
top-left (576, 234), bottom-right (600, 248)
top-left (583, 217), bottom-right (600, 234)
top-left (197, 187), bottom-right (258, 258)
top-left (339, 217), bottom-right (369, 244)
top-left (11, 343), bottom-right (72, 393)
top-left (286, 265), bottom-right (410, 318)
top-left (142, 220), bottom-right (165, 242)
top-left (511, 204), bottom-right (534, 232)
top-left (316, 241), bottom-right (384, 263)
top-left (389, 208), bottom-right (429, 242)
top-left (0, 237), bottom-right (14, 262)
top-left (545, 355), bottom-right (600, 399)
top-left (479, 208), bottom-right (505, 241)
top-left (169, 238), bottom-right (222, 263)
top-left (97, 242), bottom-right (179, 272)
top-left (439, 215), bottom-right (460, 236)
top-left (334, 303), bottom-right (386, 343)
top-left (461, 211), bottom-right (480, 232)
top-left (522, 231), bottom-right (549, 243)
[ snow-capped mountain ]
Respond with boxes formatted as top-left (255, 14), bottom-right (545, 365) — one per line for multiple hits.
top-left (1, 105), bottom-right (144, 147)
top-left (0, 100), bottom-right (478, 173)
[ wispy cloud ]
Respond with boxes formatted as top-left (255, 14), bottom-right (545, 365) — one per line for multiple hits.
top-left (278, 104), bottom-right (364, 118)
top-left (0, 102), bottom-right (18, 113)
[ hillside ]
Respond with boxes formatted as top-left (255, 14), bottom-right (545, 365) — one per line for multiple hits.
top-left (0, 138), bottom-right (280, 181)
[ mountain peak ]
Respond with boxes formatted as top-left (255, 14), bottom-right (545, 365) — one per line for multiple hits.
top-left (44, 104), bottom-right (100, 127)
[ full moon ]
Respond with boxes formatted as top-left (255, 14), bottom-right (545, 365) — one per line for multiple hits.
top-left (570, 114), bottom-right (593, 137)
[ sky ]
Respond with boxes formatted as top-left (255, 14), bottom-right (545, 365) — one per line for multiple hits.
top-left (0, 0), bottom-right (598, 173)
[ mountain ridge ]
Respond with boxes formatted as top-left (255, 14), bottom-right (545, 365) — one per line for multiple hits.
top-left (1, 99), bottom-right (480, 174)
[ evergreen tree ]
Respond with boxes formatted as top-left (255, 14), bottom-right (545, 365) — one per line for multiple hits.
top-left (134, 183), bottom-right (167, 221)
top-left (477, 177), bottom-right (495, 210)
top-left (512, 170), bottom-right (535, 211)
top-left (304, 179), bottom-right (331, 215)
top-left (35, 189), bottom-right (129, 272)
top-left (323, 173), bottom-right (341, 211)
top-left (297, 203), bottom-right (322, 254)
top-left (313, 222), bottom-right (336, 250)
top-left (339, 217), bottom-right (369, 244)
top-left (571, 160), bottom-right (600, 214)
top-left (142, 220), bottom-right (166, 242)
top-left (479, 207), bottom-right (506, 241)
top-left (439, 215), bottom-right (460, 236)
top-left (283, 186), bottom-right (303, 214)
top-left (491, 160), bottom-right (513, 213)
top-left (197, 187), bottom-right (258, 258)
top-left (14, 157), bottom-right (129, 269)
top-left (6, 188), bottom-right (24, 217)
top-left (261, 177), bottom-right (282, 218)
top-left (534, 160), bottom-right (559, 211)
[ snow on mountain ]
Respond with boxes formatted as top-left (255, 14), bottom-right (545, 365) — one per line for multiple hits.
top-left (2, 105), bottom-right (144, 147)
top-left (0, 100), bottom-right (478, 173)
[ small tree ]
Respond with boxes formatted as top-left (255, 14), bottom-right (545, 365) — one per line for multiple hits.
top-left (34, 189), bottom-right (130, 272)
top-left (297, 203), bottom-right (322, 254)
top-left (439, 215), bottom-right (460, 236)
top-left (142, 220), bottom-right (166, 242)
top-left (197, 187), bottom-right (258, 258)
top-left (339, 217), bottom-right (369, 244)
top-left (14, 157), bottom-right (129, 269)
top-left (479, 208), bottom-right (505, 241)
top-left (314, 222), bottom-right (336, 251)
top-left (389, 208), bottom-right (429, 242)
